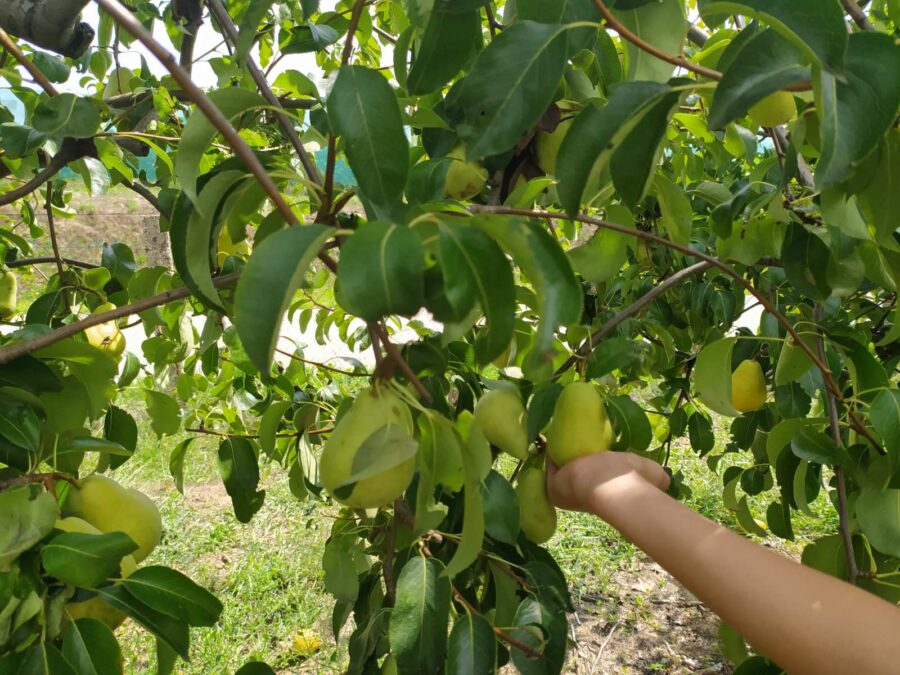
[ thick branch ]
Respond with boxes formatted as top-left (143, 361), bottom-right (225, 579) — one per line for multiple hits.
top-left (0, 0), bottom-right (94, 58)
top-left (105, 90), bottom-right (317, 110)
top-left (0, 272), bottom-right (240, 364)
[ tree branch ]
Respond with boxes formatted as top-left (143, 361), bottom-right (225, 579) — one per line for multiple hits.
top-left (840, 0), bottom-right (874, 30)
top-left (0, 0), bottom-right (93, 58)
top-left (371, 323), bottom-right (433, 403)
top-left (44, 182), bottom-right (66, 283)
top-left (0, 27), bottom-right (59, 95)
top-left (7, 257), bottom-right (97, 270)
top-left (0, 139), bottom-right (87, 206)
top-left (274, 347), bottom-right (371, 377)
top-left (451, 587), bottom-right (543, 659)
top-left (0, 272), bottom-right (240, 364)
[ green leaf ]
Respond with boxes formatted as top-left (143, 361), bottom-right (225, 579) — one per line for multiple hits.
top-left (235, 663), bottom-right (277, 675)
top-left (235, 0), bottom-right (277, 64)
top-left (104, 406), bottom-right (137, 470)
top-left (389, 557), bottom-right (451, 675)
top-left (331, 425), bottom-right (419, 491)
top-left (587, 338), bottom-right (640, 379)
top-left (781, 224), bottom-right (831, 301)
top-left (509, 595), bottom-right (568, 675)
top-left (454, 21), bottom-right (568, 160)
top-left (407, 6), bottom-right (482, 95)
top-left (700, 0), bottom-right (847, 70)
top-left (766, 417), bottom-right (825, 463)
top-left (435, 219), bottom-right (516, 364)
top-left (613, 0), bottom-right (686, 82)
top-left (518, 0), bottom-right (601, 55)
top-left (327, 66), bottom-right (409, 206)
top-left (42, 532), bottom-right (137, 588)
top-left (694, 338), bottom-right (740, 417)
top-left (415, 415), bottom-right (458, 533)
top-left (30, 51), bottom-right (71, 84)
top-left (567, 204), bottom-right (633, 283)
top-left (258, 401), bottom-right (293, 458)
top-left (855, 490), bottom-right (900, 558)
top-left (607, 395), bottom-right (653, 452)
top-left (122, 566), bottom-right (223, 627)
top-left (0, 485), bottom-right (57, 570)
top-left (652, 174), bottom-right (692, 245)
top-left (688, 412), bottom-right (715, 455)
top-left (169, 438), bottom-right (193, 494)
top-left (322, 535), bottom-right (361, 603)
top-left (143, 390), bottom-right (181, 438)
top-left (0, 395), bottom-right (40, 453)
top-left (709, 29), bottom-right (808, 130)
top-left (482, 471), bottom-right (520, 545)
top-left (282, 22), bottom-right (340, 54)
top-left (475, 215), bottom-right (581, 380)
top-left (735, 497), bottom-right (767, 537)
top-left (234, 224), bottom-right (331, 373)
top-left (790, 430), bottom-right (843, 465)
top-left (336, 222), bottom-right (425, 322)
top-left (869, 389), bottom-right (900, 472)
top-left (445, 414), bottom-right (490, 578)
top-left (557, 82), bottom-right (676, 215)
top-left (175, 88), bottom-right (266, 204)
top-left (447, 611), bottom-right (497, 675)
top-left (816, 33), bottom-right (900, 190)
top-left (32, 95), bottom-right (100, 138)
top-left (217, 437), bottom-right (265, 523)
top-left (62, 618), bottom-right (122, 675)
top-left (95, 585), bottom-right (190, 661)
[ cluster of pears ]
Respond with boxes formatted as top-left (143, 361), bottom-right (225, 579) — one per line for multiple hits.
top-left (0, 268), bottom-right (17, 319)
top-left (473, 382), bottom-right (615, 545)
top-left (320, 386), bottom-right (417, 510)
top-left (731, 359), bottom-right (768, 413)
top-left (59, 475), bottom-right (162, 628)
top-left (84, 302), bottom-right (126, 358)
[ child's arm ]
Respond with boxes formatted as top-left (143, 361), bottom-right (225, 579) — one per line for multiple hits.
top-left (548, 453), bottom-right (900, 675)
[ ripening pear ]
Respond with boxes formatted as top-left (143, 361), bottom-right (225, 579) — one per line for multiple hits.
top-left (56, 517), bottom-right (138, 629)
top-left (84, 302), bottom-right (126, 358)
top-left (517, 468), bottom-right (556, 544)
top-left (546, 382), bottom-right (614, 466)
top-left (535, 116), bottom-right (574, 176)
top-left (731, 360), bottom-right (768, 413)
top-left (0, 269), bottom-right (17, 319)
top-left (474, 388), bottom-right (529, 460)
top-left (443, 145), bottom-right (488, 200)
top-left (66, 475), bottom-right (162, 563)
top-left (775, 334), bottom-right (814, 385)
top-left (216, 227), bottom-right (252, 267)
top-left (320, 386), bottom-right (417, 509)
top-left (748, 91), bottom-right (795, 128)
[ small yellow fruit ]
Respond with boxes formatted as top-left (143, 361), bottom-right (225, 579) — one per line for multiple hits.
top-left (546, 382), bottom-right (614, 466)
top-left (0, 269), bottom-right (17, 319)
top-left (291, 629), bottom-right (323, 656)
top-left (56, 517), bottom-right (138, 629)
top-left (320, 387), bottom-right (417, 509)
top-left (731, 360), bottom-right (768, 413)
top-left (85, 302), bottom-right (126, 357)
top-left (748, 91), bottom-right (796, 128)
top-left (474, 388), bottom-right (529, 460)
top-left (517, 468), bottom-right (556, 544)
top-left (443, 146), bottom-right (488, 200)
top-left (66, 475), bottom-right (162, 563)
top-left (535, 117), bottom-right (574, 176)
top-left (216, 227), bottom-right (252, 267)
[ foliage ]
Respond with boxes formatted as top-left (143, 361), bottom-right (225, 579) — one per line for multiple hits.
top-left (0, 0), bottom-right (899, 673)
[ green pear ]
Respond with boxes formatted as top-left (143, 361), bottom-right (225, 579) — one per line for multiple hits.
top-left (84, 302), bottom-right (126, 358)
top-left (474, 388), bottom-right (529, 460)
top-left (0, 269), bottom-right (17, 319)
top-left (216, 227), bottom-right (252, 267)
top-left (775, 334), bottom-right (814, 385)
top-left (535, 117), bottom-right (574, 176)
top-left (444, 146), bottom-right (488, 200)
top-left (56, 517), bottom-right (138, 629)
top-left (546, 382), bottom-right (613, 466)
top-left (517, 467), bottom-right (556, 544)
top-left (748, 91), bottom-right (796, 128)
top-left (320, 386), bottom-right (417, 509)
top-left (66, 475), bottom-right (162, 563)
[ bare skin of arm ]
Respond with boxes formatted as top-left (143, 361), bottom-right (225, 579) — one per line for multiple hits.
top-left (548, 452), bottom-right (900, 675)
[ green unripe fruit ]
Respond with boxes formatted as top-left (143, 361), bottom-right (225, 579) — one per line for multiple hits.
top-left (320, 387), bottom-right (416, 509)
top-left (517, 468), bottom-right (556, 544)
top-left (443, 146), bottom-right (488, 200)
top-left (731, 360), bottom-right (767, 413)
top-left (546, 382), bottom-right (613, 466)
top-left (474, 388), bottom-right (529, 460)
top-left (217, 227), bottom-right (252, 267)
top-left (66, 475), bottom-right (162, 563)
top-left (775, 334), bottom-right (814, 385)
top-left (84, 302), bottom-right (126, 357)
top-left (535, 117), bottom-right (573, 176)
top-left (0, 269), bottom-right (17, 319)
top-left (748, 91), bottom-right (796, 128)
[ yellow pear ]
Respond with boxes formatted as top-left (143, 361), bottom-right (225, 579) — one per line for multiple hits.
top-left (517, 467), bottom-right (556, 544)
top-left (66, 475), bottom-right (162, 563)
top-left (546, 382), bottom-right (614, 466)
top-left (535, 117), bottom-right (574, 176)
top-left (732, 360), bottom-right (768, 413)
top-left (56, 517), bottom-right (137, 629)
top-left (748, 91), bottom-right (795, 128)
top-left (320, 387), bottom-right (417, 509)
top-left (84, 302), bottom-right (126, 357)
top-left (473, 388), bottom-right (529, 460)
top-left (443, 146), bottom-right (488, 200)
top-left (0, 269), bottom-right (17, 319)
top-left (216, 227), bottom-right (252, 267)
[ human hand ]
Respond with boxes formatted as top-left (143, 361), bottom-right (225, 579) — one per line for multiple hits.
top-left (546, 451), bottom-right (671, 514)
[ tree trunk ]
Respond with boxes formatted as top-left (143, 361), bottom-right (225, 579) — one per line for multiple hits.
top-left (0, 0), bottom-right (94, 57)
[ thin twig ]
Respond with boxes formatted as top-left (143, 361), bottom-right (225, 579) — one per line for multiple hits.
top-left (6, 257), bottom-right (98, 270)
top-left (0, 472), bottom-right (78, 493)
top-left (0, 28), bottom-right (60, 96)
top-left (0, 272), bottom-right (240, 364)
top-left (274, 347), bottom-right (371, 377)
top-left (451, 587), bottom-right (544, 659)
top-left (0, 141), bottom-right (84, 206)
top-left (590, 619), bottom-right (622, 675)
top-left (186, 426), bottom-right (332, 438)
top-left (43, 184), bottom-right (66, 283)
top-left (372, 323), bottom-right (432, 403)
top-left (383, 500), bottom-right (401, 605)
top-left (120, 179), bottom-right (165, 216)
